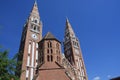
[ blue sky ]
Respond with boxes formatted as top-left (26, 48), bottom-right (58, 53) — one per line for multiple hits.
top-left (0, 0), bottom-right (120, 80)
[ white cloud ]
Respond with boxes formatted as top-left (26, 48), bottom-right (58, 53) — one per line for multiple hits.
top-left (107, 75), bottom-right (111, 78)
top-left (93, 76), bottom-right (100, 80)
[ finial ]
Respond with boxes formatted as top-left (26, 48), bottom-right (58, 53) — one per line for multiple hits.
top-left (34, 0), bottom-right (37, 5)
top-left (66, 17), bottom-right (69, 23)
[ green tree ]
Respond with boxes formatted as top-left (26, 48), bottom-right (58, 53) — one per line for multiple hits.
top-left (0, 49), bottom-right (20, 80)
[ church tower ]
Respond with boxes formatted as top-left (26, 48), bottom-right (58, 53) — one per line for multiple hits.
top-left (35, 32), bottom-right (71, 80)
top-left (17, 1), bottom-right (42, 80)
top-left (17, 1), bottom-right (88, 80)
top-left (64, 18), bottom-right (88, 80)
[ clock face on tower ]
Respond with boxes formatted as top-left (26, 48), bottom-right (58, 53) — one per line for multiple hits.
top-left (31, 33), bottom-right (38, 40)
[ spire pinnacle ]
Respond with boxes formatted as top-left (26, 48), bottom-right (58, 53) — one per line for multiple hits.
top-left (66, 17), bottom-right (70, 24)
top-left (30, 0), bottom-right (39, 17)
top-left (34, 0), bottom-right (37, 6)
top-left (33, 0), bottom-right (38, 9)
top-left (66, 18), bottom-right (72, 29)
top-left (65, 18), bottom-right (75, 36)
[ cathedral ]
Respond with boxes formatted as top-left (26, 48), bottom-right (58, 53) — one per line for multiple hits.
top-left (17, 1), bottom-right (88, 80)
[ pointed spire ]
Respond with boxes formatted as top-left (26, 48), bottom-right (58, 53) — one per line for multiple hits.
top-left (66, 17), bottom-right (69, 24)
top-left (30, 0), bottom-right (39, 17)
top-left (34, 0), bottom-right (37, 5)
top-left (65, 18), bottom-right (75, 36)
top-left (66, 18), bottom-right (72, 29)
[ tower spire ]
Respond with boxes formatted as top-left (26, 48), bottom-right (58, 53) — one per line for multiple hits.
top-left (30, 0), bottom-right (40, 18)
top-left (64, 18), bottom-right (88, 80)
top-left (66, 17), bottom-right (69, 24)
top-left (35, 0), bottom-right (37, 4)
top-left (34, 0), bottom-right (38, 7)
top-left (65, 18), bottom-right (75, 37)
top-left (17, 1), bottom-right (43, 80)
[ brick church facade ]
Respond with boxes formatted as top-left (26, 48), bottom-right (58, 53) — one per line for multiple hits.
top-left (17, 1), bottom-right (88, 80)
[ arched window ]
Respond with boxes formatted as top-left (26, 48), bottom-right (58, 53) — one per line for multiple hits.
top-left (48, 41), bottom-right (52, 48)
top-left (51, 49), bottom-right (53, 54)
top-left (34, 19), bottom-right (38, 23)
top-left (51, 55), bottom-right (53, 62)
top-left (47, 55), bottom-right (50, 62)
top-left (34, 26), bottom-right (36, 30)
top-left (47, 42), bottom-right (49, 48)
top-left (50, 42), bottom-right (52, 48)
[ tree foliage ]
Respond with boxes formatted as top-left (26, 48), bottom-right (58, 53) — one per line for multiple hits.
top-left (0, 49), bottom-right (20, 80)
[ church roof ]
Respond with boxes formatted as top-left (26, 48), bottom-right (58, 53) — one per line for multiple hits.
top-left (43, 32), bottom-right (55, 39)
top-left (42, 32), bottom-right (61, 43)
